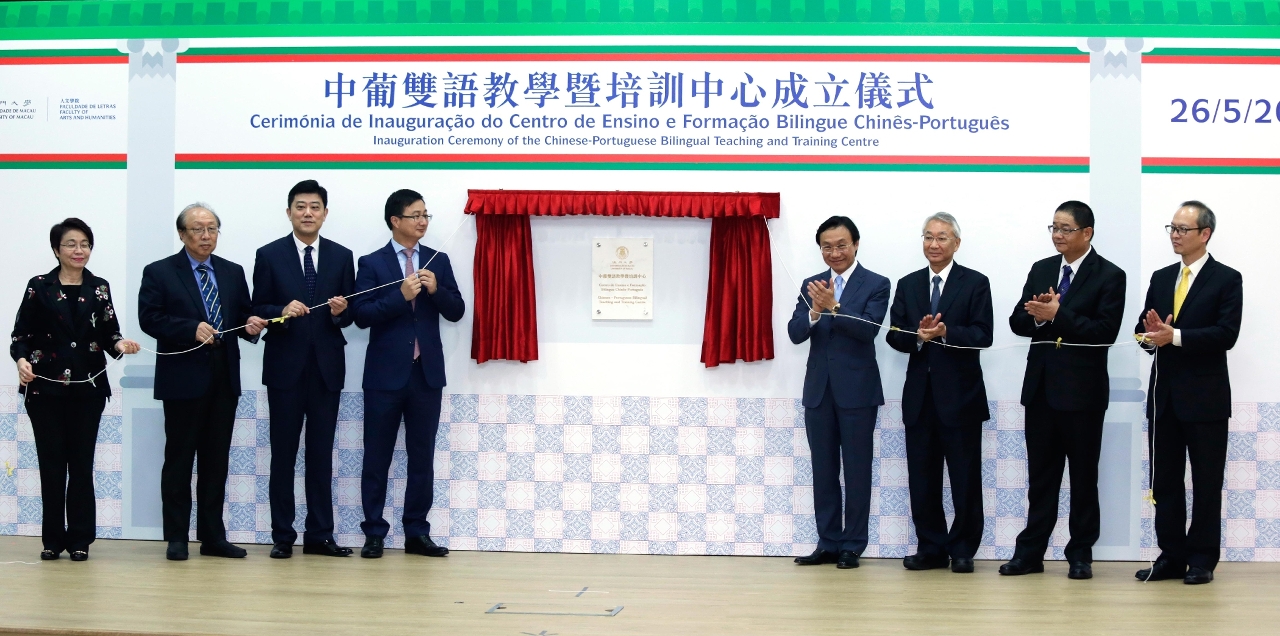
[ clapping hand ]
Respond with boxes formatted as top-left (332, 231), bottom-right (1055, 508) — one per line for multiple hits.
top-left (806, 280), bottom-right (838, 319)
top-left (917, 313), bottom-right (947, 342)
top-left (1024, 287), bottom-right (1061, 322)
top-left (1141, 309), bottom-right (1175, 347)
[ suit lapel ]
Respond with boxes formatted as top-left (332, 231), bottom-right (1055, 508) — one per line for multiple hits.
top-left (285, 235), bottom-right (308, 300)
top-left (840, 265), bottom-right (865, 305)
top-left (172, 250), bottom-right (207, 317)
top-left (37, 267), bottom-right (77, 334)
top-left (1175, 256), bottom-right (1216, 325)
top-left (381, 242), bottom-right (405, 283)
top-left (935, 264), bottom-right (964, 318)
top-left (70, 270), bottom-right (96, 333)
top-left (1060, 250), bottom-right (1097, 308)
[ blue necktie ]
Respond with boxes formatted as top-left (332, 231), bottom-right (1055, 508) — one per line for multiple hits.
top-left (832, 274), bottom-right (844, 308)
top-left (303, 245), bottom-right (317, 304)
top-left (930, 275), bottom-right (942, 316)
top-left (1058, 265), bottom-right (1073, 298)
top-left (196, 263), bottom-right (223, 336)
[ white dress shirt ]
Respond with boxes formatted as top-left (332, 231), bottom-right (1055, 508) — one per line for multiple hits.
top-left (1172, 251), bottom-right (1210, 347)
top-left (918, 260), bottom-right (955, 348)
top-left (809, 261), bottom-right (858, 326)
top-left (1036, 246), bottom-right (1092, 327)
top-left (294, 233), bottom-right (320, 272)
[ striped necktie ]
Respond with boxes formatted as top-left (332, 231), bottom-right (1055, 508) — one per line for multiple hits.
top-left (196, 263), bottom-right (223, 336)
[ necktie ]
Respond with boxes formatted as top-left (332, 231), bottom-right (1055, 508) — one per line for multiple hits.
top-left (930, 275), bottom-right (942, 316)
top-left (196, 264), bottom-right (223, 337)
top-left (404, 248), bottom-right (419, 360)
top-left (1173, 266), bottom-right (1191, 321)
top-left (303, 245), bottom-right (317, 304)
top-left (1058, 265), bottom-right (1073, 298)
top-left (832, 274), bottom-right (845, 310)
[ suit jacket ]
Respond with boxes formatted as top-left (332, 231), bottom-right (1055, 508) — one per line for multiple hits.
top-left (886, 263), bottom-right (994, 427)
top-left (10, 267), bottom-right (125, 397)
top-left (1009, 249), bottom-right (1126, 412)
top-left (1135, 256), bottom-right (1242, 423)
top-left (787, 264), bottom-right (890, 410)
top-left (353, 241), bottom-right (465, 391)
top-left (251, 235), bottom-right (356, 392)
top-left (138, 249), bottom-right (259, 401)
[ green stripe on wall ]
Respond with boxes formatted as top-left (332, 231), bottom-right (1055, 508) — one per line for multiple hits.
top-left (1143, 165), bottom-right (1280, 174)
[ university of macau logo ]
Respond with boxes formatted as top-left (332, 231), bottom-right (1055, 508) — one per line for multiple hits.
top-left (615, 246), bottom-right (629, 259)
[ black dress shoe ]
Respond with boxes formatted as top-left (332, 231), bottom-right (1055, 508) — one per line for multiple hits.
top-left (1184, 566), bottom-right (1214, 585)
top-left (303, 539), bottom-right (353, 557)
top-left (199, 540), bottom-right (247, 558)
top-left (836, 550), bottom-right (860, 569)
top-left (269, 543), bottom-right (292, 559)
top-left (360, 536), bottom-right (384, 559)
top-left (40, 549), bottom-right (61, 561)
top-left (794, 548), bottom-right (838, 566)
top-left (998, 557), bottom-right (1044, 576)
top-left (903, 553), bottom-right (950, 570)
top-left (1068, 561), bottom-right (1092, 580)
top-left (404, 535), bottom-right (449, 557)
top-left (951, 557), bottom-right (974, 573)
top-left (69, 550), bottom-right (89, 562)
top-left (166, 541), bottom-right (189, 561)
top-left (1136, 558), bottom-right (1186, 581)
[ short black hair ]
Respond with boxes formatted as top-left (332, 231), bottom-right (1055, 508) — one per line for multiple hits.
top-left (384, 189), bottom-right (425, 230)
top-left (1055, 200), bottom-right (1095, 230)
top-left (815, 215), bottom-right (860, 245)
top-left (1180, 200), bottom-right (1217, 240)
top-left (50, 218), bottom-right (94, 253)
top-left (287, 179), bottom-right (328, 208)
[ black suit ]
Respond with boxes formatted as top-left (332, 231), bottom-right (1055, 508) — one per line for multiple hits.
top-left (11, 268), bottom-right (126, 552)
top-left (1136, 255), bottom-right (1242, 571)
top-left (1008, 249), bottom-right (1125, 563)
top-left (139, 249), bottom-right (259, 543)
top-left (887, 263), bottom-right (993, 560)
top-left (252, 235), bottom-right (355, 546)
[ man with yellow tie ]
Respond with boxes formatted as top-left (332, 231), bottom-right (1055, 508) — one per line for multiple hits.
top-left (1135, 201), bottom-right (1243, 585)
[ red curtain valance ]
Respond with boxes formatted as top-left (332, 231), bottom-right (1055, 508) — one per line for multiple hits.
top-left (465, 189), bottom-right (779, 219)
top-left (467, 189), bottom-right (777, 368)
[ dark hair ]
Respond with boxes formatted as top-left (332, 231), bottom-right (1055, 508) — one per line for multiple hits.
top-left (1180, 200), bottom-right (1217, 241)
top-left (815, 216), bottom-right (860, 245)
top-left (50, 218), bottom-right (94, 253)
top-left (1055, 200), bottom-right (1095, 230)
top-left (288, 179), bottom-right (328, 208)
top-left (384, 189), bottom-right (424, 230)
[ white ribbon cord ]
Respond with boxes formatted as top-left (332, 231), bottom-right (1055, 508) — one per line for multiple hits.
top-left (23, 217), bottom-right (474, 387)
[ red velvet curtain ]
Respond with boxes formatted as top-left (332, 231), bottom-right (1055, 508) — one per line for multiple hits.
top-left (466, 190), bottom-right (779, 366)
top-left (471, 213), bottom-right (538, 363)
top-left (701, 217), bottom-right (774, 367)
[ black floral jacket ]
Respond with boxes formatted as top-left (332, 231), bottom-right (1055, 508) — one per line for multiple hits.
top-left (10, 267), bottom-right (124, 397)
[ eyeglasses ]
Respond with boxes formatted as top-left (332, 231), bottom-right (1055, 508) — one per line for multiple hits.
top-left (185, 227), bottom-right (220, 237)
top-left (399, 213), bottom-right (433, 222)
top-left (1165, 224), bottom-right (1206, 236)
top-left (922, 234), bottom-right (953, 245)
top-left (1048, 225), bottom-right (1083, 236)
top-left (820, 243), bottom-right (853, 255)
top-left (59, 241), bottom-right (92, 251)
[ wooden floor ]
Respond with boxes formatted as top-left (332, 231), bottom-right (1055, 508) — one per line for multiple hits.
top-left (0, 536), bottom-right (1276, 636)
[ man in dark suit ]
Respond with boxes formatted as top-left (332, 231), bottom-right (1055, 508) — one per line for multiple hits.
top-left (787, 216), bottom-right (890, 570)
top-left (252, 180), bottom-right (356, 559)
top-left (138, 203), bottom-right (267, 561)
top-left (886, 212), bottom-right (993, 574)
top-left (353, 189), bottom-right (465, 559)
top-left (1135, 201), bottom-right (1242, 585)
top-left (1002, 200), bottom-right (1126, 580)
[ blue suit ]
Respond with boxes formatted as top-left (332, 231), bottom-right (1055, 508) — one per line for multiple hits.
top-left (787, 263), bottom-right (890, 553)
top-left (252, 235), bottom-right (355, 545)
top-left (353, 241), bottom-right (464, 539)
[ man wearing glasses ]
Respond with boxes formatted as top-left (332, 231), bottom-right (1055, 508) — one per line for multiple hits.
top-left (352, 189), bottom-right (465, 559)
top-left (886, 212), bottom-right (993, 574)
top-left (1134, 201), bottom-right (1242, 585)
top-left (1002, 200), bottom-right (1125, 580)
top-left (138, 203), bottom-right (268, 560)
top-left (787, 216), bottom-right (890, 570)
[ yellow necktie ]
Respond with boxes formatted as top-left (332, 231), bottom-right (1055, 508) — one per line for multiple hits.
top-left (1173, 266), bottom-right (1191, 321)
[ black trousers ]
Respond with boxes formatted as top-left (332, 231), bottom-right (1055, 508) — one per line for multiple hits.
top-left (360, 358), bottom-right (442, 539)
top-left (1014, 384), bottom-right (1105, 563)
top-left (905, 379), bottom-right (984, 559)
top-left (160, 347), bottom-right (238, 542)
top-left (26, 393), bottom-right (106, 552)
top-left (803, 380), bottom-right (877, 554)
top-left (1151, 411), bottom-right (1228, 570)
top-left (266, 349), bottom-right (340, 545)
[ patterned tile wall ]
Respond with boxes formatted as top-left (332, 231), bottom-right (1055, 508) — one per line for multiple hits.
top-left (0, 386), bottom-right (1276, 561)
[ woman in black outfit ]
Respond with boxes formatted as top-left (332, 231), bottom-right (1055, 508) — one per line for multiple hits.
top-left (11, 218), bottom-right (140, 561)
